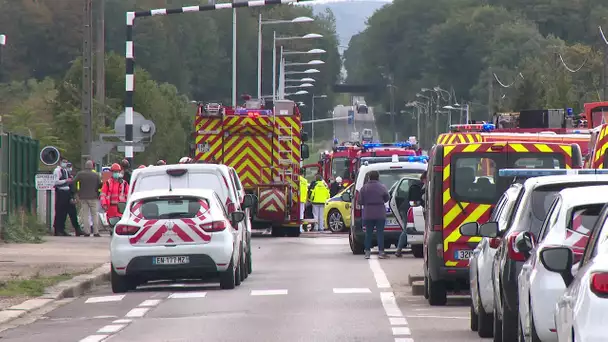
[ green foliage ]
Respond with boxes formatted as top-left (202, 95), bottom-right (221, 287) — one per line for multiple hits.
top-left (2, 209), bottom-right (47, 244)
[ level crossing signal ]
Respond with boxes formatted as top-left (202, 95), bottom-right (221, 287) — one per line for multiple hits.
top-left (40, 146), bottom-right (60, 166)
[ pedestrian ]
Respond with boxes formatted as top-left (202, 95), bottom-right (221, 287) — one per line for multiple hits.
top-left (74, 160), bottom-right (102, 237)
top-left (360, 170), bottom-right (390, 259)
top-left (330, 176), bottom-right (343, 197)
top-left (120, 159), bottom-right (132, 184)
top-left (395, 171), bottom-right (427, 257)
top-left (53, 159), bottom-right (84, 236)
top-left (299, 171), bottom-right (309, 233)
top-left (100, 163), bottom-right (130, 221)
top-left (65, 162), bottom-right (85, 235)
top-left (309, 174), bottom-right (330, 231)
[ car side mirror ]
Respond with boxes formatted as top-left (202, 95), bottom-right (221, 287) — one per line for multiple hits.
top-left (340, 192), bottom-right (352, 202)
top-left (301, 131), bottom-right (309, 142)
top-left (242, 194), bottom-right (256, 209)
top-left (117, 202), bottom-right (126, 214)
top-left (230, 211), bottom-right (246, 226)
top-left (539, 246), bottom-right (574, 287)
top-left (515, 231), bottom-right (534, 258)
top-left (478, 222), bottom-right (499, 238)
top-left (301, 144), bottom-right (310, 159)
top-left (108, 217), bottom-right (120, 227)
top-left (459, 222), bottom-right (479, 237)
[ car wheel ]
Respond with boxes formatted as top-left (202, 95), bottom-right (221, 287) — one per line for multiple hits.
top-left (501, 295), bottom-right (518, 342)
top-left (530, 303), bottom-right (542, 342)
top-left (239, 246), bottom-right (247, 282)
top-left (246, 243), bottom-right (253, 275)
top-left (427, 278), bottom-right (447, 306)
top-left (423, 274), bottom-right (429, 299)
top-left (470, 299), bottom-right (479, 331)
top-left (349, 230), bottom-right (364, 255)
top-left (412, 245), bottom-right (423, 258)
top-left (477, 289), bottom-right (494, 338)
top-left (220, 258), bottom-right (236, 290)
top-left (234, 252), bottom-right (242, 286)
top-left (285, 226), bottom-right (301, 237)
top-left (493, 304), bottom-right (503, 342)
top-left (327, 209), bottom-right (345, 232)
top-left (111, 264), bottom-right (135, 293)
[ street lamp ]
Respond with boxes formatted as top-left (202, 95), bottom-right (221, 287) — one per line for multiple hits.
top-left (273, 33), bottom-right (323, 100)
top-left (285, 60), bottom-right (325, 66)
top-left (312, 94), bottom-right (328, 147)
top-left (444, 104), bottom-right (470, 124)
top-left (284, 90), bottom-right (309, 96)
top-left (282, 48), bottom-right (326, 56)
top-left (285, 69), bottom-right (320, 75)
top-left (257, 16), bottom-right (314, 98)
top-left (285, 83), bottom-right (314, 88)
top-left (0, 34), bottom-right (5, 83)
top-left (285, 78), bottom-right (316, 83)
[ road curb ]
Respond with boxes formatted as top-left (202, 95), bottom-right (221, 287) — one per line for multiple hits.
top-left (411, 281), bottom-right (425, 296)
top-left (408, 274), bottom-right (424, 286)
top-left (0, 262), bottom-right (110, 325)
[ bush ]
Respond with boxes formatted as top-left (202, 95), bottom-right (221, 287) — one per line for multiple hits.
top-left (2, 208), bottom-right (47, 243)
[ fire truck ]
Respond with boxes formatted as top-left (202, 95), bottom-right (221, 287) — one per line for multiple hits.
top-left (583, 101), bottom-right (608, 128)
top-left (303, 142), bottom-right (360, 186)
top-left (354, 141), bottom-right (422, 171)
top-left (193, 98), bottom-right (309, 237)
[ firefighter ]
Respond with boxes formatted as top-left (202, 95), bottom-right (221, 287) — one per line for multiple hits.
top-left (138, 165), bottom-right (146, 169)
top-left (156, 159), bottom-right (167, 166)
top-left (309, 174), bottom-right (330, 232)
top-left (100, 163), bottom-right (129, 220)
top-left (299, 171), bottom-right (309, 233)
top-left (179, 157), bottom-right (193, 164)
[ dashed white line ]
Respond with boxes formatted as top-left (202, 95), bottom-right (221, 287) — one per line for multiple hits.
top-left (389, 317), bottom-right (408, 325)
top-left (394, 338), bottom-right (415, 342)
top-left (138, 299), bottom-right (162, 307)
top-left (112, 319), bottom-right (132, 324)
top-left (392, 327), bottom-right (412, 335)
top-left (97, 324), bottom-right (126, 334)
top-left (332, 288), bottom-right (371, 294)
top-left (168, 292), bottom-right (207, 299)
top-left (125, 307), bottom-right (150, 318)
top-left (368, 258), bottom-right (391, 289)
top-left (250, 289), bottom-right (288, 296)
top-left (85, 295), bottom-right (125, 304)
top-left (380, 292), bottom-right (404, 317)
top-left (79, 335), bottom-right (108, 342)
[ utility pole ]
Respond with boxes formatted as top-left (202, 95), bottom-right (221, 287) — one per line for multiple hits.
top-left (488, 67), bottom-right (493, 122)
top-left (604, 45), bottom-right (608, 100)
top-left (434, 93), bottom-right (439, 139)
top-left (96, 0), bottom-right (106, 125)
top-left (232, 5), bottom-right (237, 106)
top-left (82, 0), bottom-right (93, 169)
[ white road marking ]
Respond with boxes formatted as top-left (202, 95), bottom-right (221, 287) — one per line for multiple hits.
top-left (97, 324), bottom-right (126, 334)
top-left (250, 289), bottom-right (288, 296)
top-left (125, 307), bottom-right (150, 318)
top-left (168, 292), bottom-right (207, 299)
top-left (380, 292), bottom-right (404, 317)
top-left (85, 295), bottom-right (125, 304)
top-left (79, 335), bottom-right (108, 342)
top-left (395, 338), bottom-right (415, 342)
top-left (406, 315), bottom-right (468, 319)
top-left (112, 319), bottom-right (132, 324)
top-left (368, 258), bottom-right (391, 289)
top-left (389, 317), bottom-right (408, 325)
top-left (92, 315), bottom-right (118, 319)
top-left (392, 327), bottom-right (412, 335)
top-left (138, 299), bottom-right (162, 307)
top-left (332, 288), bottom-right (371, 294)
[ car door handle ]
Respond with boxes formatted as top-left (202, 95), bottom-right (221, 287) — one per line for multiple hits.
top-left (563, 295), bottom-right (573, 303)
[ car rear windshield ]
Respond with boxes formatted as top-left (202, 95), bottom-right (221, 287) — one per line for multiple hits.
top-left (365, 169), bottom-right (423, 189)
top-left (134, 196), bottom-right (210, 219)
top-left (134, 173), bottom-right (226, 199)
top-left (567, 204), bottom-right (604, 240)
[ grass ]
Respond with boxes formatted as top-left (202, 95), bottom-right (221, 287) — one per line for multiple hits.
top-left (0, 273), bottom-right (74, 297)
top-left (2, 208), bottom-right (47, 243)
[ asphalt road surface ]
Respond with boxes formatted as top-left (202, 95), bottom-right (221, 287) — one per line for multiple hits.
top-left (0, 235), bottom-right (489, 342)
top-left (333, 105), bottom-right (377, 143)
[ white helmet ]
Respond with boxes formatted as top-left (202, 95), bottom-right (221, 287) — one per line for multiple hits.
top-left (179, 157), bottom-right (193, 164)
top-left (336, 176), bottom-right (343, 183)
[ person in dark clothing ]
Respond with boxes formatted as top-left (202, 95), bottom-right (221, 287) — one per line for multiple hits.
top-left (53, 160), bottom-right (84, 236)
top-left (359, 170), bottom-right (390, 259)
top-left (120, 159), bottom-right (132, 184)
top-left (329, 176), bottom-right (343, 197)
top-left (66, 163), bottom-right (84, 236)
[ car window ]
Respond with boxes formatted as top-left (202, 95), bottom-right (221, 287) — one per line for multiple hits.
top-left (230, 169), bottom-right (242, 191)
top-left (133, 196), bottom-right (209, 219)
top-left (452, 156), bottom-right (499, 203)
top-left (490, 194), bottom-right (508, 221)
top-left (566, 204), bottom-right (604, 252)
top-left (135, 173), bottom-right (226, 200)
top-left (215, 193), bottom-right (228, 218)
top-left (332, 157), bottom-right (349, 179)
top-left (539, 196), bottom-right (562, 240)
top-left (363, 169), bottom-right (422, 190)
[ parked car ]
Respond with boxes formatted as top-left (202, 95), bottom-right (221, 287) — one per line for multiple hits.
top-left (389, 176), bottom-right (426, 258)
top-left (324, 184), bottom-right (354, 232)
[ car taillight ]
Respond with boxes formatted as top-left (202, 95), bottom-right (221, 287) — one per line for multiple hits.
top-left (115, 224), bottom-right (140, 235)
top-left (200, 220), bottom-right (228, 232)
top-left (354, 190), bottom-right (361, 218)
top-left (590, 272), bottom-right (608, 296)
top-left (507, 232), bottom-right (528, 262)
top-left (407, 208), bottom-right (414, 224)
top-left (489, 238), bottom-right (501, 249)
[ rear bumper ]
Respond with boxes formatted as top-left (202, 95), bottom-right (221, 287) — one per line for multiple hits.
top-left (122, 254), bottom-right (221, 281)
top-left (437, 266), bottom-right (469, 281)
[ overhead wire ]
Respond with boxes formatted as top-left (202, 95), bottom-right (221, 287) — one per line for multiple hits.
top-left (600, 26), bottom-right (608, 46)
top-left (493, 72), bottom-right (524, 88)
top-left (558, 54), bottom-right (587, 73)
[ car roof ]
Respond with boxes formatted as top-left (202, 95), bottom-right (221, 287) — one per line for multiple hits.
top-left (557, 185), bottom-right (608, 207)
top-left (522, 175), bottom-right (608, 192)
top-left (131, 163), bottom-right (230, 180)
top-left (358, 161), bottom-right (428, 172)
top-left (128, 188), bottom-right (218, 202)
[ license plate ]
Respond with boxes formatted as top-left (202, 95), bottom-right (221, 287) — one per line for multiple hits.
top-left (153, 256), bottom-right (190, 265)
top-left (454, 250), bottom-right (473, 260)
top-left (385, 218), bottom-right (399, 226)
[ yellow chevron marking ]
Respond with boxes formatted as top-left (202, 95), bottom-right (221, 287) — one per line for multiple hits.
top-left (443, 163), bottom-right (451, 182)
top-left (443, 204), bottom-right (488, 252)
top-left (463, 144), bottom-right (481, 152)
top-left (559, 145), bottom-right (572, 157)
top-left (509, 143), bottom-right (528, 152)
top-left (534, 144), bottom-right (552, 153)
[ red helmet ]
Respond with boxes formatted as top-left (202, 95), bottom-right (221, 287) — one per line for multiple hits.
top-left (110, 163), bottom-right (122, 172)
top-left (138, 165), bottom-right (146, 169)
top-left (156, 160), bottom-right (166, 166)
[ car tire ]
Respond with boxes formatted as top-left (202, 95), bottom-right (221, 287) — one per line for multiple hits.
top-left (423, 274), bottom-right (429, 299)
top-left (477, 290), bottom-right (494, 338)
top-left (349, 230), bottom-right (364, 255)
top-left (411, 245), bottom-right (423, 258)
top-left (493, 304), bottom-right (503, 342)
top-left (234, 252), bottom-right (242, 287)
top-left (470, 299), bottom-right (479, 331)
top-left (327, 209), bottom-right (346, 232)
top-left (220, 258), bottom-right (236, 290)
top-left (501, 296), bottom-right (518, 342)
top-left (530, 302), bottom-right (542, 342)
top-left (246, 243), bottom-right (253, 275)
top-left (239, 245), bottom-right (247, 282)
top-left (427, 278), bottom-right (447, 306)
top-left (111, 264), bottom-right (135, 294)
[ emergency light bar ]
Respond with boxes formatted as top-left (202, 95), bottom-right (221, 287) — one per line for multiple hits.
top-left (234, 108), bottom-right (272, 116)
top-left (407, 156), bottom-right (429, 163)
top-left (449, 123), bottom-right (495, 132)
top-left (498, 169), bottom-right (608, 177)
top-left (362, 142), bottom-right (412, 149)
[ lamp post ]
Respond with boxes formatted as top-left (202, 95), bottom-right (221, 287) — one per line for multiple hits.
top-left (311, 94), bottom-right (327, 148)
top-left (0, 34), bottom-right (6, 83)
top-left (280, 60), bottom-right (324, 98)
top-left (273, 33), bottom-right (323, 100)
top-left (444, 104), bottom-right (469, 125)
top-left (257, 16), bottom-right (313, 99)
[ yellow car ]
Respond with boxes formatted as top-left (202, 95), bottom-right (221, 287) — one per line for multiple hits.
top-left (324, 184), bottom-right (353, 232)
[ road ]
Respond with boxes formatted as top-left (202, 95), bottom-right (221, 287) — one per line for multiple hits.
top-left (333, 105), bottom-right (378, 142)
top-left (0, 235), bottom-right (488, 342)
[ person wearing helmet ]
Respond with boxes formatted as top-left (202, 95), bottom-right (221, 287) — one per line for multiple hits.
top-left (330, 176), bottom-right (343, 197)
top-left (120, 159), bottom-right (132, 183)
top-left (138, 165), bottom-right (146, 169)
top-left (156, 160), bottom-right (166, 166)
top-left (179, 157), bottom-right (192, 164)
top-left (100, 163), bottom-right (129, 220)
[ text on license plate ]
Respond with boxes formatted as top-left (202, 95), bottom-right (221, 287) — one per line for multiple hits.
top-left (385, 218), bottom-right (399, 226)
top-left (454, 250), bottom-right (472, 260)
top-left (153, 256), bottom-right (190, 265)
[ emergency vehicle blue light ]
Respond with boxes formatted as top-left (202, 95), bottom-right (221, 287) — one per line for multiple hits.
top-left (362, 142), bottom-right (412, 149)
top-left (335, 146), bottom-right (349, 151)
top-left (407, 156), bottom-right (429, 163)
top-left (234, 109), bottom-right (272, 116)
top-left (498, 169), bottom-right (608, 177)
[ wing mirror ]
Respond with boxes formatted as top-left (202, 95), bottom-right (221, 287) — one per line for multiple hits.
top-left (230, 211), bottom-right (246, 227)
top-left (301, 144), bottom-right (310, 159)
top-left (539, 246), bottom-right (574, 287)
top-left (515, 232), bottom-right (535, 258)
top-left (459, 222), bottom-right (479, 237)
top-left (242, 194), bottom-right (256, 209)
top-left (340, 191), bottom-right (352, 202)
top-left (478, 221), bottom-right (499, 238)
top-left (117, 202), bottom-right (126, 214)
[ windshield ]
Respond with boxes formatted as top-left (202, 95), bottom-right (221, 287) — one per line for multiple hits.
top-left (365, 169), bottom-right (422, 189)
top-left (331, 157), bottom-right (350, 179)
top-left (134, 196), bottom-right (210, 219)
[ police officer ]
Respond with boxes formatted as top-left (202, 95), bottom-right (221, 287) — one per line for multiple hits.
top-left (53, 159), bottom-right (84, 236)
top-left (309, 174), bottom-right (330, 232)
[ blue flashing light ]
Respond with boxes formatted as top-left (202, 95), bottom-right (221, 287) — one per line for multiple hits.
top-left (567, 108), bottom-right (573, 116)
top-left (407, 156), bottom-right (429, 163)
top-left (362, 142), bottom-right (412, 149)
top-left (335, 146), bottom-right (349, 151)
top-left (234, 109), bottom-right (272, 116)
top-left (498, 169), bottom-right (608, 178)
top-left (450, 123), bottom-right (495, 132)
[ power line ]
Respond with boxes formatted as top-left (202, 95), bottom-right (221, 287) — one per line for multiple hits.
top-left (558, 53), bottom-right (587, 73)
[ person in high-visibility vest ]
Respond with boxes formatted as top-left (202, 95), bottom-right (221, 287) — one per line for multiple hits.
top-left (309, 174), bottom-right (330, 231)
top-left (299, 172), bottom-right (309, 233)
top-left (100, 163), bottom-right (129, 219)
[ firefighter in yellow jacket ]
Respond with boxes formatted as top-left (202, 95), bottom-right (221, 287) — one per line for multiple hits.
top-left (309, 174), bottom-right (330, 231)
top-left (299, 173), bottom-right (309, 233)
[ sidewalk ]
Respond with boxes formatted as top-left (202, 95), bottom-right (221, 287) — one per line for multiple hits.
top-left (0, 236), bottom-right (109, 311)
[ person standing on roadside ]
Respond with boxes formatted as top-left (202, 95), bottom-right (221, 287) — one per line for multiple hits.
top-left (66, 162), bottom-right (84, 235)
top-left (360, 170), bottom-right (390, 259)
top-left (309, 174), bottom-right (330, 231)
top-left (120, 159), bottom-right (132, 184)
top-left (53, 159), bottom-right (84, 236)
top-left (100, 163), bottom-right (129, 220)
top-left (74, 160), bottom-right (102, 237)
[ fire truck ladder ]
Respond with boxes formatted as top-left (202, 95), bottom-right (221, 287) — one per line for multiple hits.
top-left (278, 125), bottom-right (295, 218)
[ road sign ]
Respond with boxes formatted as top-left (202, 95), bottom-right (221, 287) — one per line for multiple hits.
top-left (35, 173), bottom-right (56, 190)
top-left (117, 145), bottom-right (145, 153)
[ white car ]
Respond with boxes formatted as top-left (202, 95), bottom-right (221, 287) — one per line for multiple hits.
top-left (388, 176), bottom-right (427, 258)
top-left (460, 185), bottom-right (522, 338)
top-left (518, 185), bottom-right (608, 341)
top-left (545, 202), bottom-right (608, 342)
top-left (344, 156), bottom-right (428, 254)
top-left (110, 188), bottom-right (247, 292)
top-left (129, 164), bottom-right (255, 276)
